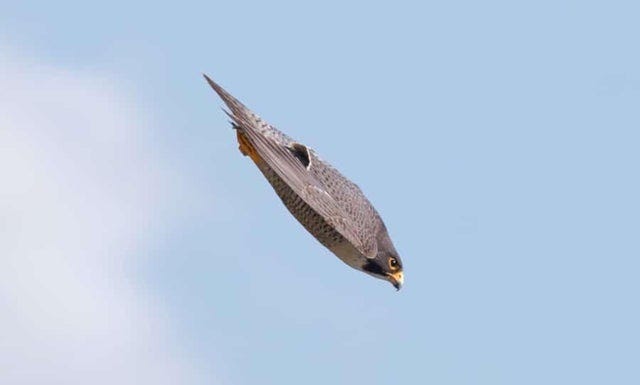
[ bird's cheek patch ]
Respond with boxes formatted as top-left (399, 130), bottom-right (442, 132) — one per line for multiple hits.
top-left (362, 260), bottom-right (385, 276)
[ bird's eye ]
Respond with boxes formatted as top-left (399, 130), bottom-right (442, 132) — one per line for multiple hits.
top-left (388, 257), bottom-right (399, 270)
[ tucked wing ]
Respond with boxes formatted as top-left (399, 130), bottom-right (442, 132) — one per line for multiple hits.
top-left (203, 74), bottom-right (377, 258)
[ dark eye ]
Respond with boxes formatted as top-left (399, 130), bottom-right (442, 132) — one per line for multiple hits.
top-left (388, 257), bottom-right (399, 270)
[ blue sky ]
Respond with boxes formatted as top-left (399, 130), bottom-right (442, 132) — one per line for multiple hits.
top-left (1, 1), bottom-right (639, 384)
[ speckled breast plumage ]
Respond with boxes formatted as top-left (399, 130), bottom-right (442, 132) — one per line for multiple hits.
top-left (255, 158), bottom-right (348, 251)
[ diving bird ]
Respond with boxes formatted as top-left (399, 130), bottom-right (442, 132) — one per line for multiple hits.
top-left (204, 75), bottom-right (404, 290)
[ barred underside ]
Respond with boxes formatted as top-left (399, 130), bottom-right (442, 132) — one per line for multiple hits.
top-left (256, 162), bottom-right (347, 250)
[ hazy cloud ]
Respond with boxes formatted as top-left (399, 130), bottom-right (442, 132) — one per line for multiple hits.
top-left (0, 49), bottom-right (206, 384)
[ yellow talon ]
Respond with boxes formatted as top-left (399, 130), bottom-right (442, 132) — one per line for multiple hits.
top-left (236, 130), bottom-right (262, 164)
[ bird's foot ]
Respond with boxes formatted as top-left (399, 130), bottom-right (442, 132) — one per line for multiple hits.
top-left (236, 130), bottom-right (262, 164)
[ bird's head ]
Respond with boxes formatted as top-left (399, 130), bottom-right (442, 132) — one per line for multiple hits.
top-left (360, 226), bottom-right (404, 290)
top-left (362, 220), bottom-right (404, 290)
top-left (361, 250), bottom-right (404, 290)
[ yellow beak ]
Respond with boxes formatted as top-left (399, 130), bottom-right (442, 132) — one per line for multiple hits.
top-left (387, 271), bottom-right (404, 291)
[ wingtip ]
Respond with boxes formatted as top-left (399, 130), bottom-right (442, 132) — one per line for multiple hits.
top-left (202, 73), bottom-right (226, 96)
top-left (202, 73), bottom-right (247, 115)
top-left (202, 73), bottom-right (217, 89)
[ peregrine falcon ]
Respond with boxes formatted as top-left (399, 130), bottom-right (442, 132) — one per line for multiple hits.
top-left (204, 75), bottom-right (404, 290)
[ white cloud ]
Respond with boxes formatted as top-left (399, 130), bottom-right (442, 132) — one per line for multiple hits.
top-left (0, 49), bottom-right (207, 384)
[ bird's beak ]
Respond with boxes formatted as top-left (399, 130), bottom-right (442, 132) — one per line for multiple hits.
top-left (387, 271), bottom-right (404, 291)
